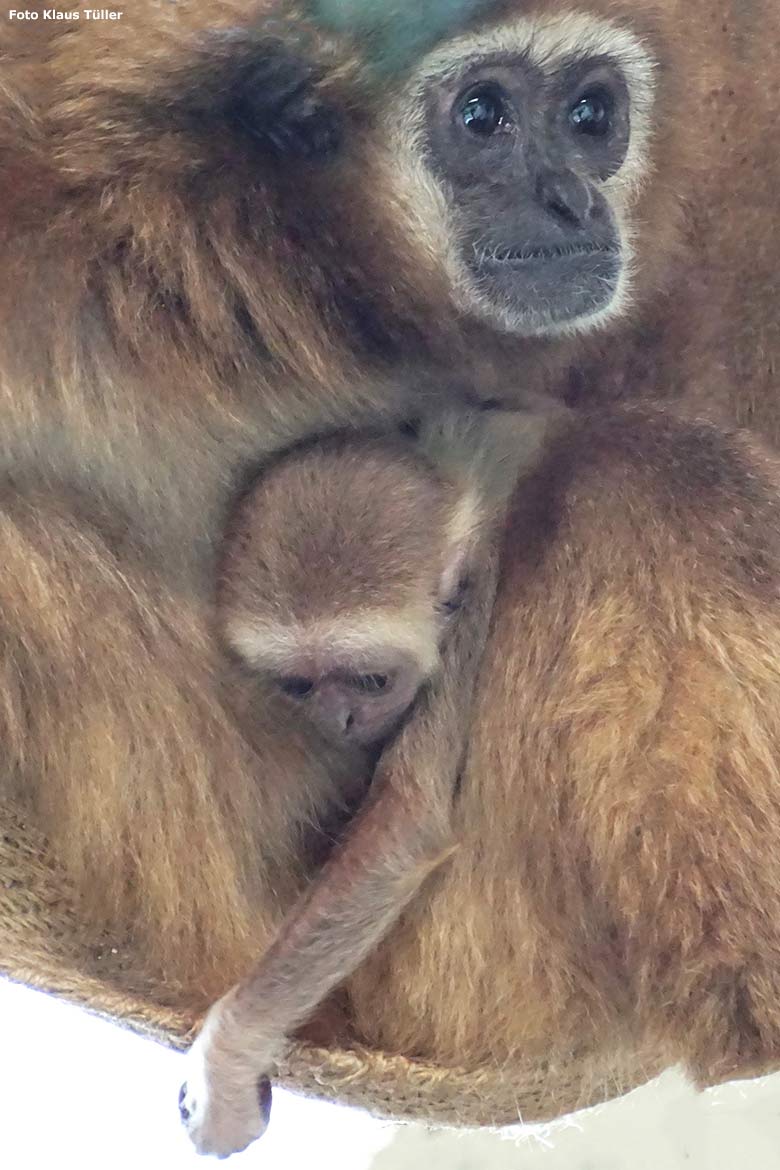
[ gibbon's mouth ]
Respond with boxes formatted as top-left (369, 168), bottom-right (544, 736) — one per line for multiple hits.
top-left (475, 242), bottom-right (620, 265)
top-left (469, 241), bottom-right (623, 329)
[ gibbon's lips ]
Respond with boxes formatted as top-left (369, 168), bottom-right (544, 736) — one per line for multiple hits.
top-left (473, 242), bottom-right (622, 325)
top-left (477, 242), bottom-right (620, 264)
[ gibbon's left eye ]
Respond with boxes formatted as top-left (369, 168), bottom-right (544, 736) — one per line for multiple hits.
top-left (569, 88), bottom-right (613, 136)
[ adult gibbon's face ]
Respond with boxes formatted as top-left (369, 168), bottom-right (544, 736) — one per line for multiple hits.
top-left (386, 11), bottom-right (657, 337)
top-left (11, 4), bottom-right (661, 382)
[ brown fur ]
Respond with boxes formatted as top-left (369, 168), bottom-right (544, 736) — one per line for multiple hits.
top-left (178, 410), bottom-right (545, 1156)
top-left (345, 0), bottom-right (780, 1090)
top-left (0, 0), bottom-right (684, 1009)
top-left (347, 407), bottom-right (780, 1085)
top-left (0, 0), bottom-right (470, 1003)
top-left (1, 0), bottom-right (777, 1100)
top-left (190, 402), bottom-right (780, 1152)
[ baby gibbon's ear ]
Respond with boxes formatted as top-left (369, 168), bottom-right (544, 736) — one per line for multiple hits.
top-left (438, 489), bottom-right (482, 613)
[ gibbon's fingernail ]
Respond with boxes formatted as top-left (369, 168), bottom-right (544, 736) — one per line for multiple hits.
top-left (257, 1076), bottom-right (273, 1123)
top-left (178, 1082), bottom-right (191, 1122)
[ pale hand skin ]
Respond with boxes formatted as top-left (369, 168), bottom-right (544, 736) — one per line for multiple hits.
top-left (179, 994), bottom-right (274, 1158)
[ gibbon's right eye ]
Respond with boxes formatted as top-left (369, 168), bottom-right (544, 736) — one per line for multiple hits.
top-left (351, 673), bottom-right (391, 694)
top-left (568, 86), bottom-right (614, 138)
top-left (278, 676), bottom-right (315, 699)
top-left (456, 84), bottom-right (510, 137)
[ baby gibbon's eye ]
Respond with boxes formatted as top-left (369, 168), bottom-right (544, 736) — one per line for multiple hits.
top-left (278, 676), bottom-right (315, 699)
top-left (350, 673), bottom-right (391, 694)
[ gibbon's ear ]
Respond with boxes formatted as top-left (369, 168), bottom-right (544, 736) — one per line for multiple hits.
top-left (307, 0), bottom-right (494, 75)
top-left (159, 23), bottom-right (347, 160)
top-left (437, 494), bottom-right (482, 614)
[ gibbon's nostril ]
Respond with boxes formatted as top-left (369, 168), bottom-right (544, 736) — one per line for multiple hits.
top-left (345, 712), bottom-right (355, 732)
top-left (537, 168), bottom-right (594, 228)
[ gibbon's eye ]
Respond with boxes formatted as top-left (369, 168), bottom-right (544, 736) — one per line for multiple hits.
top-left (350, 673), bottom-right (391, 694)
top-left (457, 84), bottom-right (510, 137)
top-left (569, 88), bottom-right (613, 136)
top-left (278, 676), bottom-right (315, 699)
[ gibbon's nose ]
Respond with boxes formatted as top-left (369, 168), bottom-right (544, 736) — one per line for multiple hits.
top-left (316, 689), bottom-right (356, 737)
top-left (536, 167), bottom-right (595, 229)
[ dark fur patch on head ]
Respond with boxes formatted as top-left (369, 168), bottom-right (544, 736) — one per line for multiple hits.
top-left (159, 25), bottom-right (347, 160)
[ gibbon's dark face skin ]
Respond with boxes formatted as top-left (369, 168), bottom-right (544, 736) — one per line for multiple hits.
top-left (424, 53), bottom-right (632, 332)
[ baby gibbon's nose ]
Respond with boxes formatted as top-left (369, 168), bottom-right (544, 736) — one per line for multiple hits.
top-left (313, 688), bottom-right (356, 737)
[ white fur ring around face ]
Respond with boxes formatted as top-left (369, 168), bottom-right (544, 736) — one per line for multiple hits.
top-left (178, 1009), bottom-right (273, 1158)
